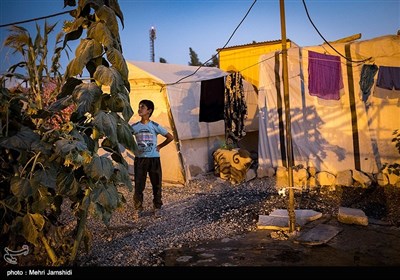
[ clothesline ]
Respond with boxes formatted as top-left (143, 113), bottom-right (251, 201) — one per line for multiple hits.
top-left (131, 49), bottom-right (376, 89)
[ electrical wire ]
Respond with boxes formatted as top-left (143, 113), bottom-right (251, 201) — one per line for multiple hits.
top-left (167, 0), bottom-right (258, 86)
top-left (0, 10), bottom-right (73, 28)
top-left (301, 0), bottom-right (371, 63)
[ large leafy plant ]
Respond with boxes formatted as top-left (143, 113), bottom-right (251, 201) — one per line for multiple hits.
top-left (382, 129), bottom-right (400, 177)
top-left (0, 0), bottom-right (135, 265)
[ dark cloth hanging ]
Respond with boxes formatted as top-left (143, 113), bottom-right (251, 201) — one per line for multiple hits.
top-left (224, 72), bottom-right (247, 145)
top-left (308, 50), bottom-right (343, 100)
top-left (359, 64), bottom-right (378, 102)
top-left (199, 76), bottom-right (225, 122)
top-left (376, 66), bottom-right (400, 90)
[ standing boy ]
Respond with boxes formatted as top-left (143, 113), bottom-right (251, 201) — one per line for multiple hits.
top-left (131, 99), bottom-right (174, 219)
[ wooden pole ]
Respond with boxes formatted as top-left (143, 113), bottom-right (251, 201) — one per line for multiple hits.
top-left (279, 0), bottom-right (296, 233)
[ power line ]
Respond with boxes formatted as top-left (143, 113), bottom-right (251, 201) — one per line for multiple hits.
top-left (0, 10), bottom-right (73, 28)
top-left (301, 0), bottom-right (371, 63)
top-left (168, 0), bottom-right (258, 86)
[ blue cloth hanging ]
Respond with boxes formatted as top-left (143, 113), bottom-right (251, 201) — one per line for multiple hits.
top-left (359, 64), bottom-right (378, 102)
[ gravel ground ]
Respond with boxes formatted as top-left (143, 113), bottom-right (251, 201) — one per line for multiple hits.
top-left (76, 174), bottom-right (275, 266)
top-left (73, 173), bottom-right (400, 267)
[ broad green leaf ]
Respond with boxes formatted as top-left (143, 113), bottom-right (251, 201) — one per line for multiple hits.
top-left (75, 38), bottom-right (103, 65)
top-left (112, 162), bottom-right (133, 191)
top-left (108, 0), bottom-right (124, 28)
top-left (93, 183), bottom-right (119, 210)
top-left (64, 0), bottom-right (76, 8)
top-left (100, 94), bottom-right (123, 112)
top-left (93, 111), bottom-right (118, 144)
top-left (57, 77), bottom-right (83, 99)
top-left (94, 204), bottom-right (112, 225)
top-left (3, 196), bottom-right (21, 214)
top-left (70, 128), bottom-right (86, 142)
top-left (87, 21), bottom-right (114, 50)
top-left (46, 95), bottom-right (74, 112)
top-left (31, 140), bottom-right (53, 156)
top-left (63, 17), bottom-right (85, 34)
top-left (91, 202), bottom-right (103, 219)
top-left (72, 82), bottom-right (102, 118)
top-left (31, 195), bottom-right (53, 213)
top-left (21, 213), bottom-right (45, 246)
top-left (85, 57), bottom-right (103, 77)
top-left (0, 126), bottom-right (40, 150)
top-left (56, 171), bottom-right (79, 196)
top-left (84, 155), bottom-right (113, 180)
top-left (93, 65), bottom-right (113, 87)
top-left (111, 149), bottom-right (128, 166)
top-left (101, 91), bottom-right (132, 121)
top-left (79, 0), bottom-right (104, 10)
top-left (118, 92), bottom-right (133, 121)
top-left (54, 139), bottom-right (87, 156)
top-left (10, 176), bottom-right (32, 200)
top-left (117, 119), bottom-right (137, 153)
top-left (65, 37), bottom-right (104, 78)
top-left (31, 165), bottom-right (57, 189)
top-left (106, 47), bottom-right (128, 80)
top-left (91, 183), bottom-right (119, 225)
top-left (95, 5), bottom-right (119, 37)
top-left (102, 139), bottom-right (128, 166)
top-left (100, 138), bottom-right (114, 154)
top-left (63, 26), bottom-right (83, 50)
top-left (94, 65), bottom-right (126, 95)
top-left (81, 132), bottom-right (96, 153)
top-left (65, 57), bottom-right (85, 78)
top-left (100, 137), bottom-right (128, 166)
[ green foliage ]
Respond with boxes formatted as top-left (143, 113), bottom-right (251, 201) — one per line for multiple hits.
top-left (188, 47), bottom-right (202, 66)
top-left (204, 54), bottom-right (219, 67)
top-left (0, 0), bottom-right (134, 266)
top-left (382, 129), bottom-right (400, 177)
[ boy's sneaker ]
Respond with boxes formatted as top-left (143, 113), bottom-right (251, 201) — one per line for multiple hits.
top-left (153, 208), bottom-right (162, 218)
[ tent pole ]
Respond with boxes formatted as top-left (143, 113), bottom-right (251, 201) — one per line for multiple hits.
top-left (279, 0), bottom-right (296, 233)
top-left (162, 85), bottom-right (187, 184)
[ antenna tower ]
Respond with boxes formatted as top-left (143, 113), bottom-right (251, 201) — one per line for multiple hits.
top-left (150, 26), bottom-right (156, 62)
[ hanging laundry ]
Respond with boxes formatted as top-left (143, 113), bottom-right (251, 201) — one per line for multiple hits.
top-left (224, 72), bottom-right (247, 145)
top-left (376, 66), bottom-right (400, 90)
top-left (359, 64), bottom-right (378, 102)
top-left (308, 50), bottom-right (343, 100)
top-left (199, 76), bottom-right (225, 122)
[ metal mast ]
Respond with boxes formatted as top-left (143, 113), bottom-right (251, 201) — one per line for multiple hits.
top-left (150, 26), bottom-right (156, 62)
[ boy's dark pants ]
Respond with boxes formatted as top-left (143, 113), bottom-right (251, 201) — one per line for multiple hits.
top-left (133, 157), bottom-right (163, 210)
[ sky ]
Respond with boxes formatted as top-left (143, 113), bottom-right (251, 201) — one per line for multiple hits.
top-left (0, 0), bottom-right (399, 73)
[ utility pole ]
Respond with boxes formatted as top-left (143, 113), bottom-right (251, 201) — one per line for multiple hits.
top-left (279, 0), bottom-right (296, 233)
top-left (150, 26), bottom-right (156, 62)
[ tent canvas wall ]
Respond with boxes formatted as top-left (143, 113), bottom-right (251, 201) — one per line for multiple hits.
top-left (258, 35), bottom-right (400, 176)
top-left (124, 61), bottom-right (259, 185)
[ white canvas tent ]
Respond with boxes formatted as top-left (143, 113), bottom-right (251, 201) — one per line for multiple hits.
top-left (124, 61), bottom-right (259, 185)
top-left (258, 34), bottom-right (400, 176)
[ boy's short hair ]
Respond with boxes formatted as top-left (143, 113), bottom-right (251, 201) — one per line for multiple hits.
top-left (140, 99), bottom-right (154, 117)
